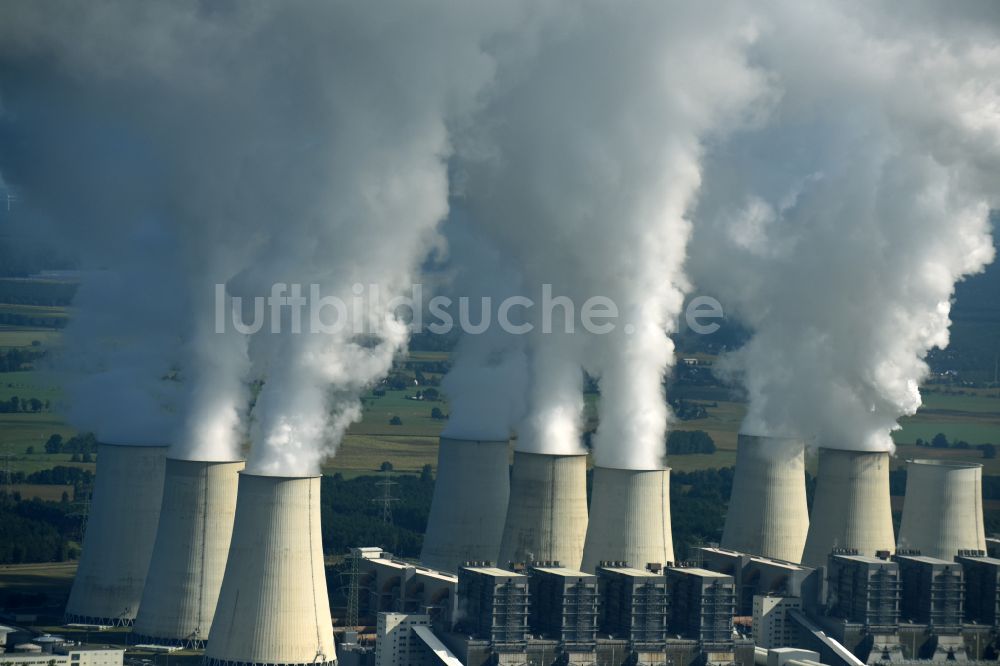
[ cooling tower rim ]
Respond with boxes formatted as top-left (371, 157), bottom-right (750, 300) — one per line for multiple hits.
top-left (907, 458), bottom-right (982, 470)
top-left (511, 449), bottom-right (588, 460)
top-left (165, 456), bottom-right (246, 465)
top-left (592, 463), bottom-right (670, 472)
top-left (97, 442), bottom-right (170, 450)
top-left (737, 431), bottom-right (806, 443)
top-left (438, 436), bottom-right (510, 445)
top-left (237, 470), bottom-right (321, 480)
top-left (815, 446), bottom-right (889, 457)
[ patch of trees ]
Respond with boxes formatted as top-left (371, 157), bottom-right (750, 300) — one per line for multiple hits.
top-left (666, 430), bottom-right (716, 455)
top-left (319, 469), bottom-right (434, 558)
top-left (43, 432), bottom-right (98, 455)
top-left (0, 395), bottom-right (49, 413)
top-left (669, 467), bottom-right (733, 559)
top-left (0, 312), bottom-right (67, 329)
top-left (915, 433), bottom-right (996, 458)
top-left (667, 397), bottom-right (708, 421)
top-left (0, 348), bottom-right (47, 372)
top-left (0, 492), bottom-right (81, 564)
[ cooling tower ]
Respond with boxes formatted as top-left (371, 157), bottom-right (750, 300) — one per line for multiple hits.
top-left (65, 443), bottom-right (167, 625)
top-left (898, 459), bottom-right (986, 561)
top-left (801, 447), bottom-right (895, 567)
top-left (420, 437), bottom-right (511, 573)
top-left (498, 451), bottom-right (589, 569)
top-left (580, 466), bottom-right (673, 573)
top-left (132, 458), bottom-right (244, 647)
top-left (205, 473), bottom-right (335, 666)
top-left (720, 434), bottom-right (809, 563)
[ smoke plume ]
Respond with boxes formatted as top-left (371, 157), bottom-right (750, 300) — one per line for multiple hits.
top-left (454, 1), bottom-right (767, 468)
top-left (689, 0), bottom-right (999, 451)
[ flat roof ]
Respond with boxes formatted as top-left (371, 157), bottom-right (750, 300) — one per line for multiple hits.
top-left (666, 567), bottom-right (731, 579)
top-left (462, 566), bottom-right (526, 578)
top-left (894, 554), bottom-right (955, 565)
top-left (598, 566), bottom-right (663, 578)
top-left (831, 554), bottom-right (892, 564)
top-left (531, 566), bottom-right (594, 578)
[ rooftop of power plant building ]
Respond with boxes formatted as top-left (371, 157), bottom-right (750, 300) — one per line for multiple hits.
top-left (528, 564), bottom-right (593, 578)
top-left (665, 566), bottom-right (731, 579)
top-left (596, 563), bottom-right (664, 578)
top-left (460, 564), bottom-right (526, 579)
top-left (697, 546), bottom-right (810, 572)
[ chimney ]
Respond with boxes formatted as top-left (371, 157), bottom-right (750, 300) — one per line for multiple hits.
top-left (898, 459), bottom-right (986, 560)
top-left (580, 466), bottom-right (673, 573)
top-left (721, 434), bottom-right (809, 562)
top-left (65, 443), bottom-right (167, 625)
top-left (205, 473), bottom-right (335, 666)
top-left (498, 451), bottom-right (589, 570)
top-left (133, 458), bottom-right (244, 646)
top-left (801, 447), bottom-right (895, 567)
top-left (420, 437), bottom-right (510, 573)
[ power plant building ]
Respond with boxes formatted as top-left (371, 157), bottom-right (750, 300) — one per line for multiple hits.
top-left (498, 451), bottom-right (589, 570)
top-left (205, 473), bottom-right (336, 666)
top-left (133, 458), bottom-right (244, 647)
top-left (663, 566), bottom-right (736, 647)
top-left (420, 438), bottom-right (511, 573)
top-left (897, 459), bottom-right (986, 561)
top-left (64, 443), bottom-right (167, 626)
top-left (825, 553), bottom-right (900, 629)
top-left (526, 564), bottom-right (598, 650)
top-left (893, 553), bottom-right (964, 634)
top-left (721, 435), bottom-right (809, 563)
top-left (801, 448), bottom-right (895, 568)
top-left (595, 564), bottom-right (669, 649)
top-left (956, 553), bottom-right (1000, 626)
top-left (454, 564), bottom-right (530, 648)
top-left (581, 467), bottom-right (673, 573)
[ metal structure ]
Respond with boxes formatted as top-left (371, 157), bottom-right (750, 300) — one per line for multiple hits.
top-left (721, 434), bottom-right (809, 563)
top-left (801, 448), bottom-right (895, 568)
top-left (419, 437), bottom-right (510, 573)
top-left (956, 553), bottom-right (1000, 627)
top-left (894, 554), bottom-right (964, 633)
top-left (64, 443), bottom-right (167, 626)
top-left (664, 566), bottom-right (736, 646)
top-left (373, 468), bottom-right (398, 524)
top-left (205, 473), bottom-right (336, 666)
top-left (826, 553), bottom-right (900, 630)
top-left (581, 467), bottom-right (673, 573)
top-left (596, 563), bottom-right (669, 648)
top-left (527, 564), bottom-right (598, 649)
top-left (498, 451), bottom-right (589, 570)
top-left (455, 564), bottom-right (530, 648)
top-left (132, 458), bottom-right (244, 647)
top-left (897, 459), bottom-right (986, 561)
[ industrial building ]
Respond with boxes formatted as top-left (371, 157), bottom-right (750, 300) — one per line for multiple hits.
top-left (894, 553), bottom-right (965, 660)
top-left (721, 435), bottom-right (809, 564)
top-left (581, 467), bottom-right (673, 573)
top-left (132, 457), bottom-right (244, 647)
top-left (453, 564), bottom-right (530, 648)
top-left (355, 547), bottom-right (458, 623)
top-left (419, 438), bottom-right (511, 574)
top-left (375, 613), bottom-right (462, 666)
top-left (64, 443), bottom-right (168, 626)
top-left (752, 596), bottom-right (804, 650)
top-left (695, 547), bottom-right (818, 617)
top-left (595, 563), bottom-right (669, 649)
top-left (663, 566), bottom-right (736, 647)
top-left (204, 473), bottom-right (336, 666)
top-left (0, 645), bottom-right (124, 666)
top-left (801, 449), bottom-right (895, 568)
top-left (956, 553), bottom-right (1000, 626)
top-left (527, 564), bottom-right (599, 651)
top-left (897, 459), bottom-right (987, 561)
top-left (498, 451), bottom-right (589, 570)
top-left (825, 552), bottom-right (900, 629)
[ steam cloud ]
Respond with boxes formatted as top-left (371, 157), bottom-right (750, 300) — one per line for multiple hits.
top-left (451, 1), bottom-right (767, 468)
top-left (1, 1), bottom-right (997, 472)
top-left (690, 1), bottom-right (999, 451)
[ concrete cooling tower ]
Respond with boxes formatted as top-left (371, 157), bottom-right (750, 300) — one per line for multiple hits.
top-left (132, 458), bottom-right (245, 647)
top-left (205, 473), bottom-right (335, 666)
top-left (65, 443), bottom-right (167, 625)
top-left (420, 437), bottom-right (511, 573)
top-left (720, 434), bottom-right (809, 563)
top-left (498, 451), bottom-right (589, 569)
top-left (898, 459), bottom-right (986, 561)
top-left (801, 447), bottom-right (895, 568)
top-left (580, 466), bottom-right (673, 573)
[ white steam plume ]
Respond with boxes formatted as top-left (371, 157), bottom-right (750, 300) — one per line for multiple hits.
top-left (455, 1), bottom-right (767, 467)
top-left (689, 0), bottom-right (999, 451)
